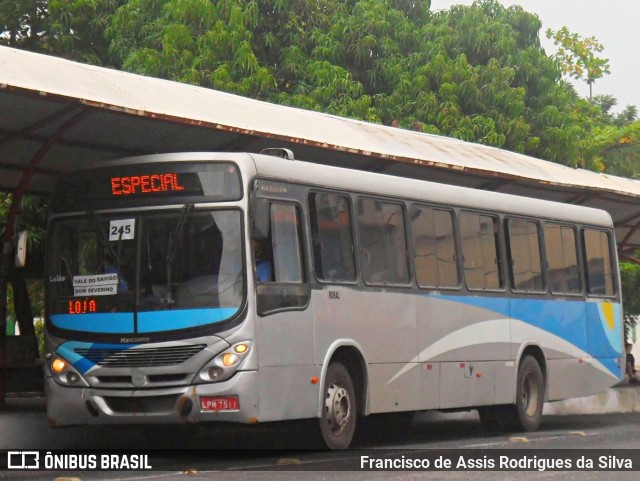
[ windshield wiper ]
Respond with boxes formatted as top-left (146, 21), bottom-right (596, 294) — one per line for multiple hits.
top-left (165, 204), bottom-right (194, 303)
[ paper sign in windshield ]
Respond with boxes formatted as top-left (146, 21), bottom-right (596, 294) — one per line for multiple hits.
top-left (73, 274), bottom-right (118, 296)
top-left (109, 218), bottom-right (135, 241)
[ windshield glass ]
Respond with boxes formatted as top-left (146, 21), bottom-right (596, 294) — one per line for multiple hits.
top-left (47, 209), bottom-right (244, 334)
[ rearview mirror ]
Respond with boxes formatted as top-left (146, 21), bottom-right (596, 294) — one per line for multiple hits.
top-left (15, 230), bottom-right (27, 268)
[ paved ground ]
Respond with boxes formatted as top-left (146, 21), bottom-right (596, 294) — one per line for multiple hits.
top-left (1, 388), bottom-right (640, 481)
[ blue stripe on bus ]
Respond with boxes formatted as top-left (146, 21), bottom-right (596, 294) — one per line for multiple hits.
top-left (56, 341), bottom-right (140, 375)
top-left (599, 358), bottom-right (621, 377)
top-left (50, 313), bottom-right (134, 333)
top-left (137, 307), bottom-right (239, 333)
top-left (50, 307), bottom-right (238, 334)
top-left (438, 294), bottom-right (622, 375)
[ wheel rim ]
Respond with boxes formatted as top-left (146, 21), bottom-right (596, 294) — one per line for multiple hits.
top-left (521, 373), bottom-right (539, 417)
top-left (325, 381), bottom-right (351, 434)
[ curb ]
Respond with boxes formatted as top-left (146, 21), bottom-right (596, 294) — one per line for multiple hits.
top-left (544, 386), bottom-right (640, 415)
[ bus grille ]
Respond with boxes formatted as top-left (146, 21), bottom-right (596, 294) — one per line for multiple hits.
top-left (74, 344), bottom-right (207, 367)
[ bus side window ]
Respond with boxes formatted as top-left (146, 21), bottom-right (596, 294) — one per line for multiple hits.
top-left (357, 198), bottom-right (409, 285)
top-left (411, 206), bottom-right (459, 288)
top-left (270, 203), bottom-right (303, 283)
top-left (583, 228), bottom-right (615, 296)
top-left (256, 202), bottom-right (309, 315)
top-left (309, 192), bottom-right (356, 282)
top-left (459, 212), bottom-right (503, 290)
top-left (544, 223), bottom-right (581, 295)
top-left (506, 218), bottom-right (544, 292)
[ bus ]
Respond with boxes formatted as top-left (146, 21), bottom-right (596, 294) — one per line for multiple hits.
top-left (44, 150), bottom-right (624, 449)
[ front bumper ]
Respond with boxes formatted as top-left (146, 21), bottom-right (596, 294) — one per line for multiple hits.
top-left (46, 370), bottom-right (259, 427)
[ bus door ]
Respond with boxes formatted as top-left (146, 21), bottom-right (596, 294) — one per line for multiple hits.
top-left (251, 186), bottom-right (315, 421)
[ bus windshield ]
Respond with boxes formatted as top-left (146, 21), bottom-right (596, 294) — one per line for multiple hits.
top-left (47, 209), bottom-right (244, 334)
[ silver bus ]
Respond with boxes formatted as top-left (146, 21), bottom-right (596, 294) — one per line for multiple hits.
top-left (44, 151), bottom-right (624, 449)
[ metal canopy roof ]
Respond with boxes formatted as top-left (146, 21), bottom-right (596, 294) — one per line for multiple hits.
top-left (2, 45), bottom-right (640, 258)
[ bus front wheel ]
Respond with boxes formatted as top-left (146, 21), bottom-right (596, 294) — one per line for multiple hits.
top-left (319, 362), bottom-right (357, 449)
top-left (504, 355), bottom-right (545, 431)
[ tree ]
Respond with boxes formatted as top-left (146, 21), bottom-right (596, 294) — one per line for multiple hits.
top-left (46, 0), bottom-right (126, 66)
top-left (107, 0), bottom-right (277, 97)
top-left (0, 193), bottom-right (47, 341)
top-left (546, 26), bottom-right (610, 101)
top-left (105, 0), bottom-right (592, 166)
top-left (0, 0), bottom-right (48, 50)
top-left (615, 105), bottom-right (638, 127)
top-left (381, 0), bottom-right (585, 165)
top-left (0, 0), bottom-right (123, 66)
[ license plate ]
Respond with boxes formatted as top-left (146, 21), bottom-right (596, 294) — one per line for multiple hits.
top-left (200, 396), bottom-right (240, 412)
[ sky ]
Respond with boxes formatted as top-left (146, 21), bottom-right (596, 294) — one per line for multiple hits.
top-left (429, 0), bottom-right (640, 112)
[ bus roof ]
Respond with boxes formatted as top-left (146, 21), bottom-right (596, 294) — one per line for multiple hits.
top-left (249, 153), bottom-right (613, 228)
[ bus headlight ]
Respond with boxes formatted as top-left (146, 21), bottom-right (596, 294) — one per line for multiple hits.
top-left (49, 356), bottom-right (88, 387)
top-left (222, 353), bottom-right (239, 367)
top-left (207, 366), bottom-right (225, 381)
top-left (51, 358), bottom-right (67, 373)
top-left (197, 342), bottom-right (251, 383)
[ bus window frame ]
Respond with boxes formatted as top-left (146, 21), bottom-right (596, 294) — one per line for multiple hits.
top-left (254, 198), bottom-right (311, 316)
top-left (542, 221), bottom-right (584, 298)
top-left (581, 226), bottom-right (618, 299)
top-left (504, 216), bottom-right (547, 295)
top-left (457, 209), bottom-right (507, 294)
top-left (409, 202), bottom-right (462, 291)
top-left (355, 195), bottom-right (412, 289)
top-left (308, 189), bottom-right (359, 286)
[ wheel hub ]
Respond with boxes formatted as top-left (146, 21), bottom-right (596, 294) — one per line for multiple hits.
top-left (325, 382), bottom-right (351, 432)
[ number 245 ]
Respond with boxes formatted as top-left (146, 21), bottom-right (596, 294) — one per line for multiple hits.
top-left (111, 225), bottom-right (131, 236)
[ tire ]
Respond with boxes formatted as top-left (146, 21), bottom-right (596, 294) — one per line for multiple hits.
top-left (502, 355), bottom-right (545, 432)
top-left (319, 362), bottom-right (357, 449)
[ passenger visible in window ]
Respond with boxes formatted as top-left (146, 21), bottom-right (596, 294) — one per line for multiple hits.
top-left (254, 239), bottom-right (273, 282)
top-left (626, 342), bottom-right (639, 384)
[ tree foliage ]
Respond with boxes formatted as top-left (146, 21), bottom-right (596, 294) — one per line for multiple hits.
top-left (0, 0), bottom-right (124, 65)
top-left (546, 26), bottom-right (610, 100)
top-left (0, 0), bottom-right (48, 50)
top-left (102, 0), bottom-right (596, 167)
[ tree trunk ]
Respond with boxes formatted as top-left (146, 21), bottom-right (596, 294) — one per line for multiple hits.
top-left (9, 275), bottom-right (38, 357)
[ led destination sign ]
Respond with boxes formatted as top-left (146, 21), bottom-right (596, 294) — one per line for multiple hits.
top-left (111, 173), bottom-right (185, 196)
top-left (51, 161), bottom-right (242, 212)
top-left (68, 299), bottom-right (97, 314)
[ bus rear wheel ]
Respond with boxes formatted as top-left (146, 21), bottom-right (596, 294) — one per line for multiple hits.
top-left (319, 362), bottom-right (357, 449)
top-left (503, 355), bottom-right (545, 432)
